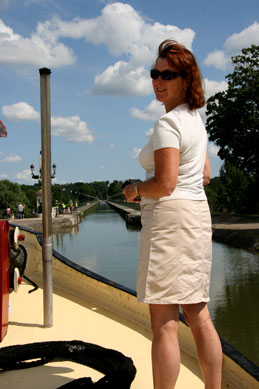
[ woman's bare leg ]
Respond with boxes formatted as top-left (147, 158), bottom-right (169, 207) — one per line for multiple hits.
top-left (182, 303), bottom-right (222, 389)
top-left (149, 304), bottom-right (180, 389)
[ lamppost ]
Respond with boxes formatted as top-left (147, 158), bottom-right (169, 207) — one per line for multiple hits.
top-left (40, 67), bottom-right (53, 328)
top-left (30, 152), bottom-right (56, 184)
top-left (30, 152), bottom-right (56, 214)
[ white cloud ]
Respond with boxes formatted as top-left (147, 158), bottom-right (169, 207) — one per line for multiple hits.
top-left (204, 50), bottom-right (230, 71)
top-left (130, 100), bottom-right (165, 121)
top-left (51, 115), bottom-right (94, 143)
top-left (0, 3), bottom-right (196, 95)
top-left (0, 173), bottom-right (8, 179)
top-left (224, 22), bottom-right (259, 52)
top-left (205, 22), bottom-right (259, 71)
top-left (1, 153), bottom-right (22, 163)
top-left (15, 168), bottom-right (33, 183)
top-left (131, 147), bottom-right (141, 159)
top-left (145, 128), bottom-right (154, 137)
top-left (27, 2), bottom-right (194, 96)
top-left (0, 18), bottom-right (76, 68)
top-left (204, 78), bottom-right (228, 99)
top-left (84, 3), bottom-right (194, 95)
top-left (1, 101), bottom-right (95, 144)
top-left (55, 3), bottom-right (194, 60)
top-left (1, 102), bottom-right (40, 121)
top-left (208, 143), bottom-right (219, 158)
top-left (91, 62), bottom-right (152, 96)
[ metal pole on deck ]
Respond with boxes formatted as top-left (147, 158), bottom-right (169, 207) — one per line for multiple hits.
top-left (39, 67), bottom-right (53, 327)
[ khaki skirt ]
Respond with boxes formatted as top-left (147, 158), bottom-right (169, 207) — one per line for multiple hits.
top-left (137, 199), bottom-right (212, 304)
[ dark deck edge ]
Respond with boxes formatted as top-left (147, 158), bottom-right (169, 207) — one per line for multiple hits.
top-left (9, 222), bottom-right (259, 381)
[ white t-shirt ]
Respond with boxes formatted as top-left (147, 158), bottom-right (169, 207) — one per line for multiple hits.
top-left (139, 103), bottom-right (207, 204)
top-left (18, 203), bottom-right (24, 212)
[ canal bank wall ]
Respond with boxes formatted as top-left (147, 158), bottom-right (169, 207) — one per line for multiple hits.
top-left (106, 201), bottom-right (141, 226)
top-left (106, 201), bottom-right (259, 253)
top-left (209, 213), bottom-right (259, 253)
top-left (10, 201), bottom-right (100, 232)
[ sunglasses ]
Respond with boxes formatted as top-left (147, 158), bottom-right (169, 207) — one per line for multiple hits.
top-left (150, 69), bottom-right (182, 81)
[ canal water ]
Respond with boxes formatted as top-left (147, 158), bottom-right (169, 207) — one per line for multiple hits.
top-left (53, 201), bottom-right (259, 366)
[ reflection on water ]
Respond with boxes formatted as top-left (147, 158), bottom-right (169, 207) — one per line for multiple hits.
top-left (209, 242), bottom-right (259, 366)
top-left (54, 202), bottom-right (140, 289)
top-left (53, 201), bottom-right (259, 365)
top-left (55, 225), bottom-right (79, 252)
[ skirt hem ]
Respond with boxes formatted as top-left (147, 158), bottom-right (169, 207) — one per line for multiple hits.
top-left (137, 297), bottom-right (210, 305)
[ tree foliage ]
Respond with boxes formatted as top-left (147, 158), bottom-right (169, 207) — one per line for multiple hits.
top-left (205, 163), bottom-right (259, 214)
top-left (0, 180), bottom-right (29, 218)
top-left (216, 162), bottom-right (258, 214)
top-left (204, 176), bottom-right (221, 211)
top-left (206, 45), bottom-right (259, 176)
top-left (21, 183), bottom-right (40, 213)
top-left (0, 179), bottom-right (133, 218)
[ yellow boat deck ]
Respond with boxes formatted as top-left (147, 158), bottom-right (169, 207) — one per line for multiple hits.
top-left (1, 227), bottom-right (258, 388)
top-left (0, 282), bottom-right (204, 389)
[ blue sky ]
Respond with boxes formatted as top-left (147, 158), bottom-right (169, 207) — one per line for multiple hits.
top-left (0, 0), bottom-right (258, 185)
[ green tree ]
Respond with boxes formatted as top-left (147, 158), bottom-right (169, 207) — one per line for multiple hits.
top-left (205, 163), bottom-right (258, 215)
top-left (206, 45), bottom-right (259, 176)
top-left (21, 183), bottom-right (40, 214)
top-left (204, 177), bottom-right (221, 212)
top-left (0, 180), bottom-right (29, 218)
top-left (81, 182), bottom-right (97, 199)
top-left (90, 181), bottom-right (109, 200)
top-left (108, 180), bottom-right (123, 198)
top-left (52, 184), bottom-right (64, 205)
top-left (216, 162), bottom-right (251, 214)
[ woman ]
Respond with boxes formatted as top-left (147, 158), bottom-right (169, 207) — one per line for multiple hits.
top-left (122, 39), bottom-right (222, 389)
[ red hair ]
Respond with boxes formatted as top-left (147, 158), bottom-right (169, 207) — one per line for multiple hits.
top-left (157, 39), bottom-right (205, 110)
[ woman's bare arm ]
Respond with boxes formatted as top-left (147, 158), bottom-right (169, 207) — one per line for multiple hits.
top-left (203, 152), bottom-right (211, 186)
top-left (122, 147), bottom-right (179, 201)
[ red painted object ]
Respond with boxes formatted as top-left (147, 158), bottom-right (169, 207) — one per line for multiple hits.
top-left (0, 220), bottom-right (10, 341)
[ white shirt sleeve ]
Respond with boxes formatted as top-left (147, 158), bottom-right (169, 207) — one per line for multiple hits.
top-left (153, 116), bottom-right (181, 151)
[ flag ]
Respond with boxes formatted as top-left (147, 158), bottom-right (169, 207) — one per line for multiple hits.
top-left (0, 120), bottom-right (7, 137)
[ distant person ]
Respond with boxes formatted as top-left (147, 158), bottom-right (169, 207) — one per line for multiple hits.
top-left (37, 203), bottom-right (42, 214)
top-left (6, 206), bottom-right (11, 219)
top-left (55, 201), bottom-right (59, 217)
top-left (59, 201), bottom-right (63, 215)
top-left (17, 202), bottom-right (24, 219)
top-left (123, 39), bottom-right (222, 388)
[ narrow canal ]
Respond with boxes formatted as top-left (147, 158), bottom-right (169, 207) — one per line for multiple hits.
top-left (52, 201), bottom-right (259, 366)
